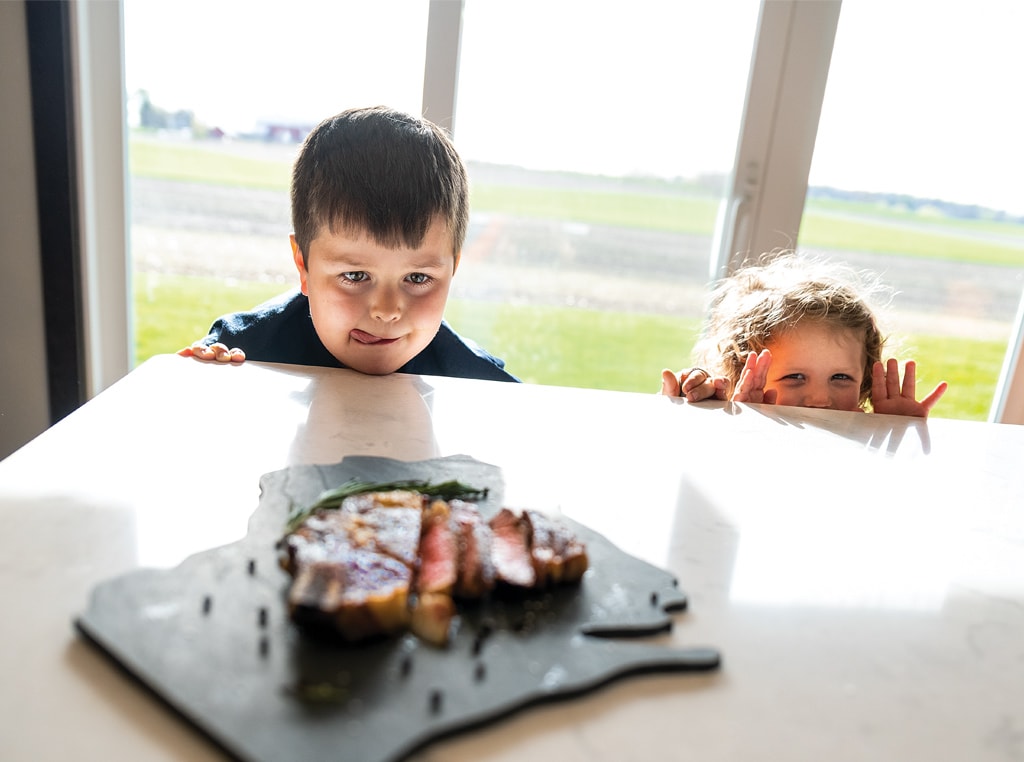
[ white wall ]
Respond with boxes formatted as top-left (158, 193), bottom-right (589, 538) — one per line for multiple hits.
top-left (0, 0), bottom-right (50, 460)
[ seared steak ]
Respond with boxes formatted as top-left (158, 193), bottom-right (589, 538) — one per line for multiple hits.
top-left (451, 500), bottom-right (495, 598)
top-left (524, 509), bottom-right (589, 586)
top-left (281, 490), bottom-right (588, 646)
top-left (488, 508), bottom-right (536, 588)
top-left (281, 491), bottom-right (423, 641)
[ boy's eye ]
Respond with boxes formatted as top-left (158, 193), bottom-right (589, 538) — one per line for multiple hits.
top-left (341, 271), bottom-right (368, 283)
top-left (832, 374), bottom-right (855, 382)
top-left (781, 373), bottom-right (805, 382)
top-left (406, 272), bottom-right (432, 285)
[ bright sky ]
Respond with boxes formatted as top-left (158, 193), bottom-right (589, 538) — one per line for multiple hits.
top-left (123, 0), bottom-right (1024, 216)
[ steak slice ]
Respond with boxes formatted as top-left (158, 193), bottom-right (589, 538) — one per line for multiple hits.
top-left (281, 491), bottom-right (423, 641)
top-left (287, 549), bottom-right (413, 641)
top-left (416, 499), bottom-right (458, 596)
top-left (488, 508), bottom-right (536, 588)
top-left (411, 499), bottom-right (459, 646)
top-left (524, 509), bottom-right (589, 586)
top-left (451, 500), bottom-right (495, 598)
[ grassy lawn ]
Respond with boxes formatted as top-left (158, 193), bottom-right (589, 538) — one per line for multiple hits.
top-left (135, 273), bottom-right (1003, 420)
top-left (130, 137), bottom-right (292, 190)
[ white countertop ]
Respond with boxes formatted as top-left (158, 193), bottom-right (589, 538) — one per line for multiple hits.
top-left (1, 355), bottom-right (1022, 761)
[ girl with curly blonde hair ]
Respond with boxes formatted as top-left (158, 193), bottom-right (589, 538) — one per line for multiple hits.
top-left (661, 253), bottom-right (946, 417)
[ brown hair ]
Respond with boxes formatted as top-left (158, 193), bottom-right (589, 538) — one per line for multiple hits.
top-left (693, 253), bottom-right (888, 408)
top-left (290, 106), bottom-right (468, 264)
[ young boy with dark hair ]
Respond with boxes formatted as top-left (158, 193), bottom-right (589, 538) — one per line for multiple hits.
top-left (179, 106), bottom-right (517, 382)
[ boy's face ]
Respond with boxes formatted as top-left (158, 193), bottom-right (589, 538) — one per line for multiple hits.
top-left (292, 217), bottom-right (459, 375)
top-left (762, 321), bottom-right (865, 411)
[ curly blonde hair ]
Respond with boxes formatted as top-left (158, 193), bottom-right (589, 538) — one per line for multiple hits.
top-left (693, 253), bottom-right (889, 409)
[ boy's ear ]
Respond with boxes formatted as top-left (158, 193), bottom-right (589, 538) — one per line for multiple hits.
top-left (453, 250), bottom-right (461, 275)
top-left (290, 235), bottom-right (309, 295)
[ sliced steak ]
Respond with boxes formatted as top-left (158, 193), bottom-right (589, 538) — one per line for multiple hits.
top-left (451, 500), bottom-right (495, 598)
top-left (524, 509), bottom-right (589, 586)
top-left (488, 508), bottom-right (536, 588)
top-left (281, 491), bottom-right (423, 641)
top-left (416, 499), bottom-right (458, 595)
top-left (281, 490), bottom-right (589, 645)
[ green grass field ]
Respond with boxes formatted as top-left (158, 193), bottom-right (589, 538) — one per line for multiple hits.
top-left (135, 272), bottom-right (1003, 421)
top-left (131, 136), bottom-right (1022, 421)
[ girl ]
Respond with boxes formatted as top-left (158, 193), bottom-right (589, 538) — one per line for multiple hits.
top-left (661, 253), bottom-right (947, 417)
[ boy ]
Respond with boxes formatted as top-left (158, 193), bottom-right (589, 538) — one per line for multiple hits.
top-left (179, 106), bottom-right (517, 383)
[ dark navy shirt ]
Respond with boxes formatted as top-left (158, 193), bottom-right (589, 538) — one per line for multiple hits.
top-left (200, 289), bottom-right (518, 383)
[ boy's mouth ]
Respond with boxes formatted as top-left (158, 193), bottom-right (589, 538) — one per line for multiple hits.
top-left (351, 329), bottom-right (398, 346)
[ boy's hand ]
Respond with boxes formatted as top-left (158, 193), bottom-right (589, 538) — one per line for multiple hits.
top-left (731, 349), bottom-right (778, 404)
top-left (870, 359), bottom-right (946, 418)
top-left (660, 367), bottom-right (725, 402)
top-left (178, 341), bottom-right (246, 363)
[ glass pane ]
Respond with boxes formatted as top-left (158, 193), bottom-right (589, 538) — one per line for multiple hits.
top-left (452, 0), bottom-right (760, 390)
top-left (802, 0), bottom-right (1024, 421)
top-left (123, 0), bottom-right (429, 363)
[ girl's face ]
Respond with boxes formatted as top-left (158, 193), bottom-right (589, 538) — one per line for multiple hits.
top-left (292, 217), bottom-right (458, 375)
top-left (763, 321), bottom-right (866, 411)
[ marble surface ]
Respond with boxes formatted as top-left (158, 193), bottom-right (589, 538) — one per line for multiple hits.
top-left (1, 354), bottom-right (1023, 761)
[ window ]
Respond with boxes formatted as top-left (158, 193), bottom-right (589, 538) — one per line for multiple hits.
top-left (116, 0), bottom-right (1023, 419)
top-left (801, 0), bottom-right (1024, 420)
top-left (450, 0), bottom-right (760, 389)
top-left (123, 0), bottom-right (430, 363)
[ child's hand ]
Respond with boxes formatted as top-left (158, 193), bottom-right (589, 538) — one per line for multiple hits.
top-left (731, 349), bottom-right (778, 404)
top-left (870, 359), bottom-right (946, 418)
top-left (178, 341), bottom-right (246, 363)
top-left (660, 367), bottom-right (724, 402)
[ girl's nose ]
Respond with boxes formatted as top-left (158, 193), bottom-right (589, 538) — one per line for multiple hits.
top-left (804, 384), bottom-right (833, 408)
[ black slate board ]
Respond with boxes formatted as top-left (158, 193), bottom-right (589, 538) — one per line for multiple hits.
top-left (76, 455), bottom-right (720, 762)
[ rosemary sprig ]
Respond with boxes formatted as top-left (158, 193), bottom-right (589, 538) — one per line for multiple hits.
top-left (285, 478), bottom-right (489, 533)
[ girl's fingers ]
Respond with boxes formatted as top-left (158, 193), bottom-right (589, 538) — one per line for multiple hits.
top-left (920, 381), bottom-right (948, 412)
top-left (886, 358), bottom-right (901, 398)
top-left (660, 369), bottom-right (681, 397)
top-left (901, 360), bottom-right (917, 398)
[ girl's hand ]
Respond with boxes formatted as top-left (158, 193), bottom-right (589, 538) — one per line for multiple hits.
top-left (178, 341), bottom-right (246, 363)
top-left (731, 349), bottom-right (778, 404)
top-left (660, 367), bottom-right (724, 402)
top-left (870, 359), bottom-right (946, 418)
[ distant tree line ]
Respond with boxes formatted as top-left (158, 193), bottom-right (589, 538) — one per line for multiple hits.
top-left (807, 185), bottom-right (1023, 225)
top-left (136, 90), bottom-right (193, 131)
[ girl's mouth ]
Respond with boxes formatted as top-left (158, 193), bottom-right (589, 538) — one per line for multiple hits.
top-left (351, 329), bottom-right (398, 346)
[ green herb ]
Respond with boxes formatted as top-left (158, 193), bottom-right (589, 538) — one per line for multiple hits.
top-left (291, 681), bottom-right (349, 704)
top-left (285, 478), bottom-right (489, 532)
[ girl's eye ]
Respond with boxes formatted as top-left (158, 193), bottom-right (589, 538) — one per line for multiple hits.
top-left (406, 272), bottom-right (432, 285)
top-left (832, 374), bottom-right (855, 382)
top-left (782, 373), bottom-right (805, 382)
top-left (341, 271), bottom-right (368, 283)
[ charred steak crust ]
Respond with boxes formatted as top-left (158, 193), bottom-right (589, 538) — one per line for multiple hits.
top-left (281, 491), bottom-right (588, 645)
top-left (281, 491), bottom-right (424, 640)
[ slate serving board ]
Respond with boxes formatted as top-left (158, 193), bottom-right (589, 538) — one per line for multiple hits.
top-left (76, 455), bottom-right (720, 762)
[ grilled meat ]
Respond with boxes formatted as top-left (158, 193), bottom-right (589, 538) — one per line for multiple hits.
top-left (488, 508), bottom-right (537, 588)
top-left (281, 490), bottom-right (423, 641)
top-left (281, 491), bottom-right (588, 645)
top-left (451, 500), bottom-right (495, 598)
top-left (524, 509), bottom-right (589, 586)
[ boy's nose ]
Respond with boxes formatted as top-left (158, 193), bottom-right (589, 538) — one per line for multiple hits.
top-left (371, 287), bottom-right (402, 322)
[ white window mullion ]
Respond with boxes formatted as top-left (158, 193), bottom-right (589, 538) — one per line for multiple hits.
top-left (991, 294), bottom-right (1024, 424)
top-left (712, 0), bottom-right (841, 279)
top-left (421, 0), bottom-right (464, 135)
